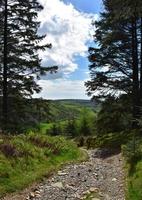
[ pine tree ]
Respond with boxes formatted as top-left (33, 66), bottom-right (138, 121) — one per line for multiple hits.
top-left (86, 0), bottom-right (142, 127)
top-left (80, 116), bottom-right (91, 136)
top-left (65, 119), bottom-right (77, 137)
top-left (49, 123), bottom-right (61, 136)
top-left (95, 95), bottom-right (131, 134)
top-left (0, 0), bottom-right (57, 131)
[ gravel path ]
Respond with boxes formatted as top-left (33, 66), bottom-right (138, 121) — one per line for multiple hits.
top-left (2, 149), bottom-right (125, 200)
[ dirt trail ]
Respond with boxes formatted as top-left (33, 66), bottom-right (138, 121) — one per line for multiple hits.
top-left (2, 149), bottom-right (125, 200)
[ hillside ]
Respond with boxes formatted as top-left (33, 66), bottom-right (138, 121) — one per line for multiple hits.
top-left (48, 99), bottom-right (96, 122)
top-left (0, 98), bottom-right (96, 132)
top-left (54, 99), bottom-right (96, 108)
top-left (0, 133), bottom-right (85, 197)
top-left (39, 99), bottom-right (96, 135)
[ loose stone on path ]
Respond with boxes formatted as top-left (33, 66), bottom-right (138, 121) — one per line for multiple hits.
top-left (27, 149), bottom-right (125, 200)
top-left (2, 149), bottom-right (125, 200)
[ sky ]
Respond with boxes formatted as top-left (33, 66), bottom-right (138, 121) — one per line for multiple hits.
top-left (34, 0), bottom-right (103, 100)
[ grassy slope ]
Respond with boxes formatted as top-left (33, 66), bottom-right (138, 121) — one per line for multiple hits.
top-left (40, 120), bottom-right (68, 134)
top-left (125, 136), bottom-right (142, 200)
top-left (48, 99), bottom-right (96, 122)
top-left (126, 161), bottom-right (142, 200)
top-left (40, 100), bottom-right (96, 134)
top-left (0, 132), bottom-right (86, 197)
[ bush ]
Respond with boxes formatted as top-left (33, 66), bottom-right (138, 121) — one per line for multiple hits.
top-left (122, 136), bottom-right (142, 163)
top-left (0, 133), bottom-right (85, 197)
top-left (95, 96), bottom-right (132, 135)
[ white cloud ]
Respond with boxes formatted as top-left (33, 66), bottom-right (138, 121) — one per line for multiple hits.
top-left (33, 79), bottom-right (89, 99)
top-left (38, 0), bottom-right (98, 78)
top-left (34, 0), bottom-right (98, 99)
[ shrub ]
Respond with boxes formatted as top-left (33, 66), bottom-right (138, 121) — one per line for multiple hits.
top-left (0, 143), bottom-right (22, 158)
top-left (122, 137), bottom-right (142, 163)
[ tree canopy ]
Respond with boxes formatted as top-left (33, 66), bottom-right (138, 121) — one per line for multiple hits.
top-left (86, 0), bottom-right (142, 126)
top-left (0, 0), bottom-right (57, 132)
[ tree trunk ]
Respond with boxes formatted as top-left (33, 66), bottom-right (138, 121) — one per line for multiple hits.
top-left (140, 17), bottom-right (142, 102)
top-left (2, 0), bottom-right (8, 131)
top-left (131, 17), bottom-right (139, 128)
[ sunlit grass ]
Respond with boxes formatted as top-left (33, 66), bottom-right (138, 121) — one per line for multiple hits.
top-left (0, 132), bottom-right (86, 197)
top-left (126, 160), bottom-right (142, 200)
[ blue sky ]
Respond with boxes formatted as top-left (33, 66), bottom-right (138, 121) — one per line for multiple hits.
top-left (63, 0), bottom-right (103, 14)
top-left (65, 0), bottom-right (103, 82)
top-left (35, 0), bottom-right (103, 99)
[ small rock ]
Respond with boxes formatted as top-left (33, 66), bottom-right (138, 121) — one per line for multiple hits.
top-left (99, 192), bottom-right (104, 197)
top-left (35, 190), bottom-right (40, 194)
top-left (89, 187), bottom-right (99, 193)
top-left (87, 190), bottom-right (91, 194)
top-left (93, 172), bottom-right (98, 177)
top-left (35, 194), bottom-right (41, 198)
top-left (112, 178), bottom-right (117, 182)
top-left (58, 172), bottom-right (68, 176)
top-left (75, 193), bottom-right (81, 199)
top-left (65, 184), bottom-right (75, 190)
top-left (83, 190), bottom-right (90, 195)
top-left (45, 185), bottom-right (51, 189)
top-left (51, 182), bottom-right (64, 188)
top-left (29, 192), bottom-right (35, 199)
top-left (92, 198), bottom-right (100, 200)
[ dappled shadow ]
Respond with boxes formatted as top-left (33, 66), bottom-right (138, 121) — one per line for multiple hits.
top-left (128, 156), bottom-right (141, 176)
top-left (129, 162), bottom-right (137, 176)
top-left (92, 148), bottom-right (121, 159)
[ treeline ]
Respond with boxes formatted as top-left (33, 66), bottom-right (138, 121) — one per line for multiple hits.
top-left (44, 108), bottom-right (96, 137)
top-left (0, 97), bottom-right (51, 132)
top-left (0, 0), bottom-right (57, 133)
top-left (0, 97), bottom-right (96, 133)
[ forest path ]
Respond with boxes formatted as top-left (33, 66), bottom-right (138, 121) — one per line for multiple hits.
top-left (3, 149), bottom-right (125, 200)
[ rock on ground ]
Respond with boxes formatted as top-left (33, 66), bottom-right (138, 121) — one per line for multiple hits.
top-left (2, 149), bottom-right (125, 200)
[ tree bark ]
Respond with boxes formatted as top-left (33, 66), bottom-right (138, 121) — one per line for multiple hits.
top-left (2, 0), bottom-right (8, 131)
top-left (131, 17), bottom-right (139, 128)
top-left (140, 17), bottom-right (142, 101)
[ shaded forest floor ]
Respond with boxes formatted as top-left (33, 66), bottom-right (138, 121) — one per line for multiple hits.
top-left (2, 148), bottom-right (125, 200)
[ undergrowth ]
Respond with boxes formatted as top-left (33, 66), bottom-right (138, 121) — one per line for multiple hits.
top-left (0, 132), bottom-right (86, 197)
top-left (122, 133), bottom-right (142, 200)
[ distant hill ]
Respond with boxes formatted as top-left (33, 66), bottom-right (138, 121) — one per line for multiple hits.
top-left (0, 97), bottom-right (97, 131)
top-left (53, 99), bottom-right (96, 108)
top-left (48, 99), bottom-right (96, 122)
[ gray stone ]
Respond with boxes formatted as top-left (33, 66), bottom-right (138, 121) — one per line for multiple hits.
top-left (10, 149), bottom-right (125, 200)
top-left (112, 178), bottom-right (117, 182)
top-left (89, 187), bottom-right (99, 193)
top-left (51, 182), bottom-right (64, 188)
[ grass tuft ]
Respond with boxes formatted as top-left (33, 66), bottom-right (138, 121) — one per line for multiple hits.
top-left (0, 132), bottom-right (86, 197)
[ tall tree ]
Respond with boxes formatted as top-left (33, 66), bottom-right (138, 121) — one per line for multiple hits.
top-left (65, 119), bottom-right (77, 137)
top-left (0, 0), bottom-right (57, 131)
top-left (2, 0), bottom-right (8, 128)
top-left (86, 0), bottom-right (142, 127)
